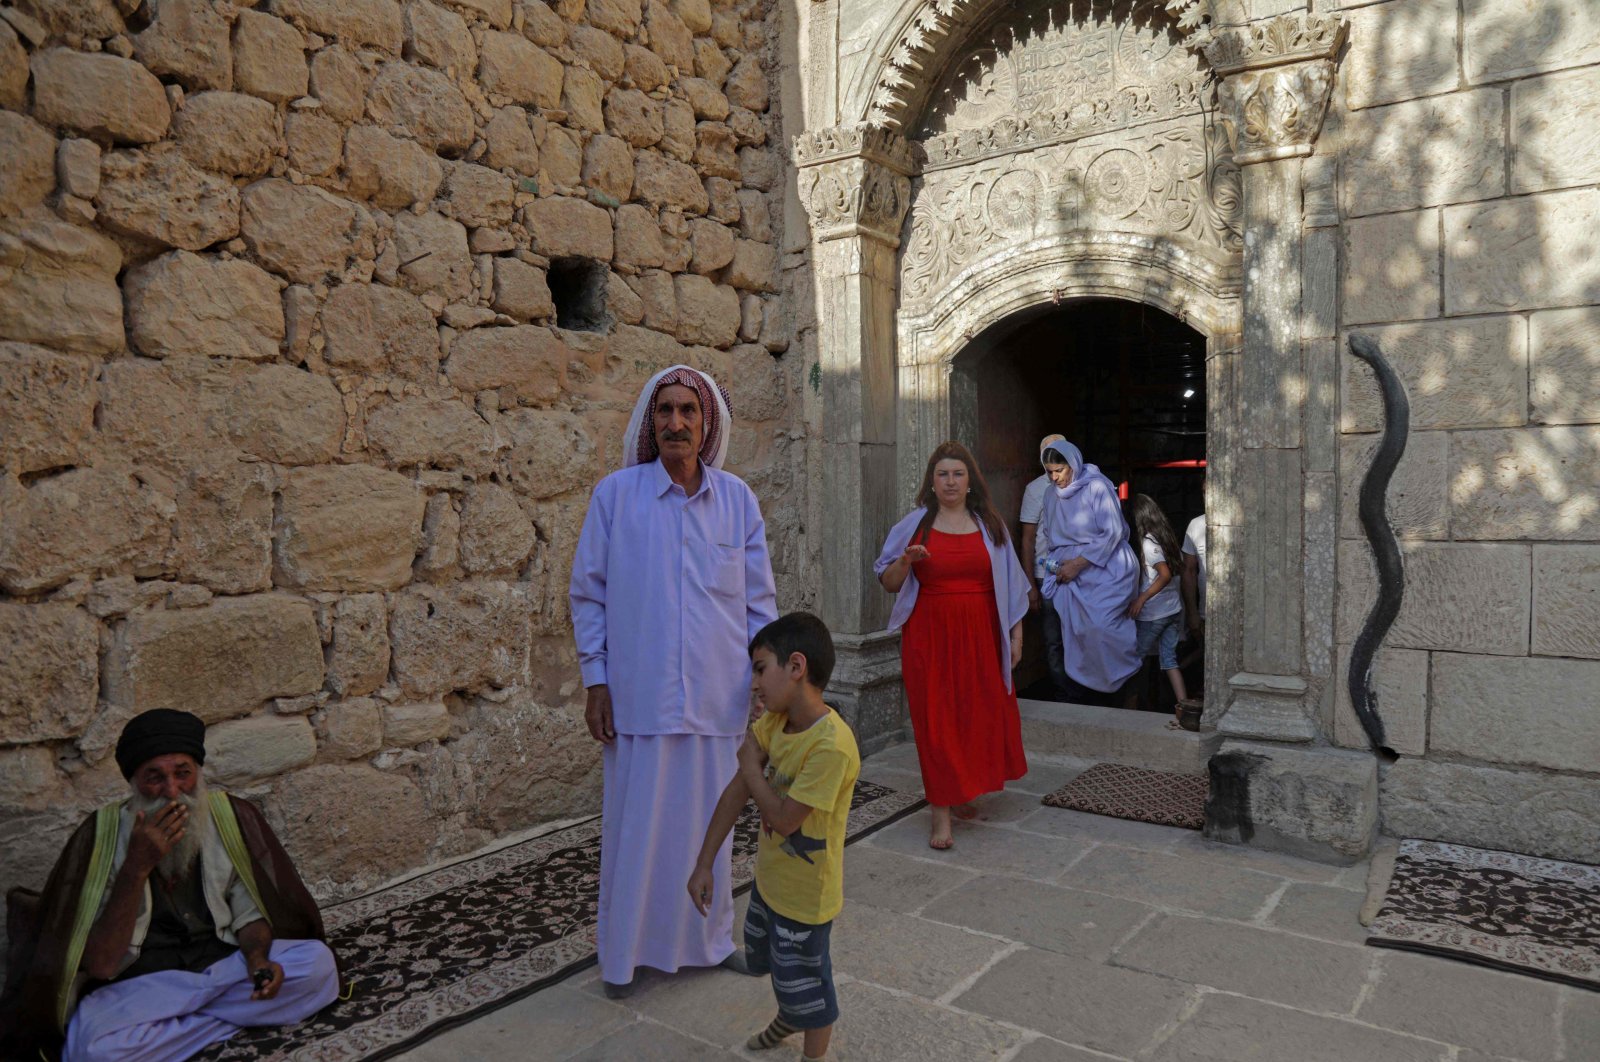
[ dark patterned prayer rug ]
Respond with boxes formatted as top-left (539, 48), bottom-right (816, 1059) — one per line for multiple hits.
top-left (193, 780), bottom-right (924, 1061)
top-left (1039, 762), bottom-right (1207, 830)
top-left (1366, 839), bottom-right (1600, 991)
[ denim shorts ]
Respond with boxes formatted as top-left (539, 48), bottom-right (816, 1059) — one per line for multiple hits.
top-left (1135, 612), bottom-right (1182, 670)
top-left (743, 884), bottom-right (838, 1029)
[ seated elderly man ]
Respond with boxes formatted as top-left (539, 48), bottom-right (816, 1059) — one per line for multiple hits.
top-left (0, 709), bottom-right (339, 1061)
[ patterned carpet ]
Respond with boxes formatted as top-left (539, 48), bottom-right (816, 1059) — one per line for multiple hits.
top-left (195, 780), bottom-right (924, 1061)
top-left (1039, 762), bottom-right (1208, 830)
top-left (1367, 839), bottom-right (1600, 991)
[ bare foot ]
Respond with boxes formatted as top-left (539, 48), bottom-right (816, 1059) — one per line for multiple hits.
top-left (929, 806), bottom-right (955, 850)
top-left (951, 802), bottom-right (979, 820)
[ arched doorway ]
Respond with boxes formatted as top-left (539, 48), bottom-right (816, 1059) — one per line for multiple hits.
top-left (952, 298), bottom-right (1208, 701)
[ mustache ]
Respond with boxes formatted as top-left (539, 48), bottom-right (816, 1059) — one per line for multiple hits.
top-left (661, 431), bottom-right (692, 442)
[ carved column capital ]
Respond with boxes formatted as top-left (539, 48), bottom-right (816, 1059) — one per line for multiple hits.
top-left (1205, 13), bottom-right (1347, 166)
top-left (793, 124), bottom-right (918, 246)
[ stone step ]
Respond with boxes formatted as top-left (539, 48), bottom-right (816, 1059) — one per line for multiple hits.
top-left (1018, 698), bottom-right (1221, 776)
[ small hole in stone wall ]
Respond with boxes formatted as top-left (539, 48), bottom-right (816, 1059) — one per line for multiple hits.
top-left (548, 257), bottom-right (610, 333)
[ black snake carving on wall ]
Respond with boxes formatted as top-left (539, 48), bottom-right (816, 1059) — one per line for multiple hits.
top-left (1346, 332), bottom-right (1408, 756)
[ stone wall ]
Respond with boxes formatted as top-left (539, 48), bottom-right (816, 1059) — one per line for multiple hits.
top-left (1324, 0), bottom-right (1600, 862)
top-left (0, 0), bottom-right (798, 910)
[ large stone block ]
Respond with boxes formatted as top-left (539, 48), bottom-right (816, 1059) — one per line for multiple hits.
top-left (563, 67), bottom-right (605, 134)
top-left (1205, 741), bottom-right (1378, 864)
top-left (605, 87), bottom-right (664, 147)
top-left (134, 0), bottom-right (232, 91)
top-left (673, 274), bottom-right (739, 347)
top-left (126, 251), bottom-right (284, 361)
top-left (404, 0), bottom-right (474, 73)
top-left (365, 397), bottom-right (496, 472)
top-left (1444, 188), bottom-right (1600, 314)
top-left (1332, 645), bottom-right (1428, 755)
top-left (726, 239), bottom-right (777, 293)
top-left (206, 714), bottom-right (317, 784)
top-left (1431, 653), bottom-right (1600, 772)
top-left (632, 152), bottom-right (709, 213)
top-left (96, 358), bottom-right (230, 469)
top-left (285, 111), bottom-right (342, 177)
top-left (481, 107), bottom-right (538, 173)
top-left (389, 581), bottom-right (531, 695)
top-left (590, 0), bottom-right (644, 37)
top-left (1512, 66), bottom-right (1600, 194)
top-left (1530, 307), bottom-right (1600, 425)
top-left (264, 763), bottom-right (430, 893)
top-left (241, 179), bottom-right (367, 284)
top-left (366, 61), bottom-right (473, 153)
top-left (0, 21), bottom-right (28, 111)
top-left (96, 147), bottom-right (242, 251)
top-left (0, 342), bottom-right (95, 475)
top-left (1337, 540), bottom-right (1529, 655)
top-left (476, 32), bottom-right (561, 108)
top-left (441, 163), bottom-right (513, 227)
top-left (1463, 0), bottom-right (1600, 84)
top-left (447, 695), bottom-right (600, 831)
top-left (169, 458), bottom-right (275, 593)
top-left (381, 700), bottom-right (450, 746)
top-left (1533, 545), bottom-right (1600, 658)
top-left (1341, 210), bottom-right (1439, 326)
top-left (1341, 0), bottom-right (1457, 109)
top-left (443, 325), bottom-right (565, 403)
top-left (392, 210), bottom-right (472, 300)
top-left (1342, 90), bottom-right (1504, 217)
top-left (1382, 757), bottom-right (1600, 864)
top-left (0, 208), bottom-right (124, 354)
top-left (326, 594), bottom-right (390, 696)
top-left (525, 197), bottom-right (612, 261)
top-left (104, 595), bottom-right (324, 722)
top-left (274, 464), bottom-right (424, 590)
top-left (489, 258), bottom-right (554, 322)
top-left (232, 10), bottom-right (308, 104)
top-left (0, 113), bottom-right (56, 220)
top-left (1337, 430), bottom-right (1447, 541)
top-left (272, 0), bottom-right (404, 54)
top-left (1340, 316), bottom-right (1526, 432)
top-left (343, 125), bottom-right (443, 209)
top-left (0, 468), bottom-right (174, 594)
top-left (226, 364), bottom-right (344, 464)
top-left (499, 409), bottom-right (597, 499)
top-left (172, 92), bottom-right (278, 177)
top-left (643, 0), bottom-right (692, 70)
top-left (315, 697), bottom-right (382, 759)
top-left (32, 48), bottom-right (170, 144)
top-left (458, 483), bottom-right (535, 573)
top-left (321, 283), bottom-right (439, 382)
top-left (0, 603), bottom-right (98, 745)
top-left (1449, 426), bottom-right (1600, 540)
top-left (581, 134), bottom-right (634, 204)
top-left (309, 46), bottom-right (369, 121)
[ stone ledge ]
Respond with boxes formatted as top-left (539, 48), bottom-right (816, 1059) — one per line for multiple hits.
top-left (1205, 740), bottom-right (1378, 865)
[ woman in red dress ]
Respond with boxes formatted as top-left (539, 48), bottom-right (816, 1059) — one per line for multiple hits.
top-left (875, 441), bottom-right (1031, 849)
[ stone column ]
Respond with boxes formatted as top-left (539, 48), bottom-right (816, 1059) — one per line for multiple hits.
top-left (1203, 13), bottom-right (1346, 744)
top-left (794, 124), bottom-right (915, 751)
top-left (1200, 14), bottom-right (1378, 863)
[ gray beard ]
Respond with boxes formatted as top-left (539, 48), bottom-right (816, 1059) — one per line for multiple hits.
top-left (128, 778), bottom-right (213, 883)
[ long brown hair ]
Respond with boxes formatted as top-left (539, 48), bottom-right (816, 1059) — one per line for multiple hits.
top-left (912, 441), bottom-right (1008, 545)
top-left (1127, 494), bottom-right (1183, 577)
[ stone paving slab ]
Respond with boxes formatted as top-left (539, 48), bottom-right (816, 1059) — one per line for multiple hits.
top-left (920, 874), bottom-right (1153, 962)
top-left (954, 946), bottom-right (1193, 1057)
top-left (1165, 829), bottom-right (1350, 884)
top-left (829, 902), bottom-right (1010, 1000)
top-left (856, 763), bottom-right (926, 795)
top-left (960, 787), bottom-right (1046, 824)
top-left (1263, 881), bottom-right (1371, 944)
top-left (1055, 843), bottom-right (1284, 920)
top-left (1011, 1035), bottom-right (1131, 1061)
top-left (564, 1017), bottom-right (741, 1060)
top-left (1564, 987), bottom-right (1600, 1060)
top-left (843, 844), bottom-right (978, 915)
top-left (823, 978), bottom-right (1024, 1061)
top-left (1112, 913), bottom-right (1375, 1012)
top-left (863, 813), bottom-right (1092, 882)
top-left (610, 961), bottom-right (779, 1051)
top-left (1149, 993), bottom-right (1450, 1062)
top-left (396, 984), bottom-right (633, 1061)
top-left (1356, 951), bottom-right (1563, 1062)
top-left (1011, 805), bottom-right (1187, 852)
top-left (1004, 758), bottom-right (1093, 796)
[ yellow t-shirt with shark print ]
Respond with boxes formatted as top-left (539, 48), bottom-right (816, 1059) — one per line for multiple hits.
top-left (751, 706), bottom-right (861, 924)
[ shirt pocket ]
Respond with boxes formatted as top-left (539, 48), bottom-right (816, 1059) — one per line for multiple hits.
top-left (705, 543), bottom-right (744, 599)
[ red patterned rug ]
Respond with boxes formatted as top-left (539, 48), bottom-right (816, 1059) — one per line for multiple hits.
top-left (1040, 763), bottom-right (1208, 830)
top-left (1367, 839), bottom-right (1600, 991)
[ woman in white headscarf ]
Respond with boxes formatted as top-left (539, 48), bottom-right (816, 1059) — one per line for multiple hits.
top-left (1036, 439), bottom-right (1141, 704)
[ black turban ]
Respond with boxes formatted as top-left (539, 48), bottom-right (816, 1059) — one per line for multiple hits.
top-left (115, 709), bottom-right (207, 779)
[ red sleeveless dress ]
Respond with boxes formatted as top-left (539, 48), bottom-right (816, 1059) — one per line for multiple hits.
top-left (900, 528), bottom-right (1027, 806)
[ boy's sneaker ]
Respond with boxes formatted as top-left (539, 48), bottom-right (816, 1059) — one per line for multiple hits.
top-left (720, 948), bottom-right (759, 976)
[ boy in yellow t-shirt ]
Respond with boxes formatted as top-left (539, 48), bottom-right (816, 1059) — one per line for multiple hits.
top-left (688, 612), bottom-right (860, 1062)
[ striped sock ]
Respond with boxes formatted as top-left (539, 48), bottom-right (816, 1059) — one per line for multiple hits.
top-left (746, 1016), bottom-right (800, 1050)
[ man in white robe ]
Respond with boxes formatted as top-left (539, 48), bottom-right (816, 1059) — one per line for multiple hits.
top-left (569, 365), bottom-right (778, 997)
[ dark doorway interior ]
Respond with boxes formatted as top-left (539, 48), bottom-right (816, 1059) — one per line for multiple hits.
top-left (951, 298), bottom-right (1207, 704)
